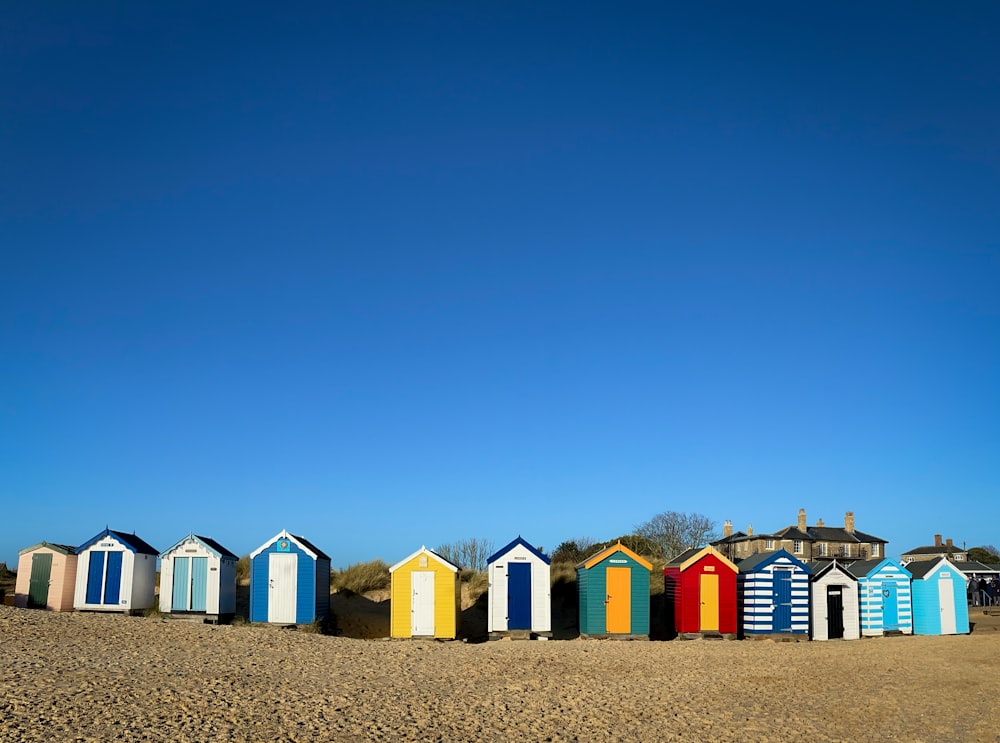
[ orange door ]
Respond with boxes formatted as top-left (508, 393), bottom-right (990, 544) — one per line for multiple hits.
top-left (606, 567), bottom-right (631, 633)
top-left (700, 573), bottom-right (719, 631)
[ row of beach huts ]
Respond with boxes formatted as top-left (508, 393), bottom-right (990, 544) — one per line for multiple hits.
top-left (12, 528), bottom-right (971, 641)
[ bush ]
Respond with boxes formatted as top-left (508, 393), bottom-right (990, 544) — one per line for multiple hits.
top-left (332, 559), bottom-right (390, 595)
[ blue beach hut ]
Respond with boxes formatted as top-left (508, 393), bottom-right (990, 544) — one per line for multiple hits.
top-left (905, 558), bottom-right (970, 636)
top-left (736, 549), bottom-right (811, 638)
top-left (73, 528), bottom-right (158, 613)
top-left (847, 558), bottom-right (913, 636)
top-left (249, 530), bottom-right (331, 625)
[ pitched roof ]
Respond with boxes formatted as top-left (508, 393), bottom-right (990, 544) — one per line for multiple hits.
top-left (249, 530), bottom-right (329, 560)
top-left (905, 557), bottom-right (963, 580)
top-left (737, 548), bottom-right (809, 573)
top-left (806, 560), bottom-right (857, 581)
top-left (78, 528), bottom-right (158, 555)
top-left (952, 560), bottom-right (1000, 575)
top-left (389, 546), bottom-right (459, 573)
top-left (159, 533), bottom-right (239, 560)
top-left (18, 542), bottom-right (76, 556)
top-left (290, 533), bottom-right (329, 560)
top-left (487, 536), bottom-right (550, 565)
top-left (578, 542), bottom-right (653, 571)
top-left (902, 544), bottom-right (967, 556)
top-left (845, 558), bottom-right (892, 578)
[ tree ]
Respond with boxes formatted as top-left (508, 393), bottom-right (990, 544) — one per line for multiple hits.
top-left (968, 545), bottom-right (1000, 564)
top-left (634, 510), bottom-right (717, 561)
top-left (434, 538), bottom-right (496, 572)
top-left (551, 537), bottom-right (599, 564)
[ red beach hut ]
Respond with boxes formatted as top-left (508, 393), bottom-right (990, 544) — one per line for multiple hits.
top-left (663, 545), bottom-right (738, 637)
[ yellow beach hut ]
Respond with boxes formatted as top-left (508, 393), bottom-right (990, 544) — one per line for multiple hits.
top-left (389, 546), bottom-right (461, 639)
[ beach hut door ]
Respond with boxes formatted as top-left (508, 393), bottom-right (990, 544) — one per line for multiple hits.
top-left (268, 552), bottom-right (298, 624)
top-left (881, 580), bottom-right (899, 630)
top-left (28, 552), bottom-right (53, 609)
top-left (938, 575), bottom-right (956, 634)
top-left (826, 586), bottom-right (844, 639)
top-left (85, 551), bottom-right (123, 605)
top-left (507, 562), bottom-right (532, 630)
top-left (700, 573), bottom-right (720, 631)
top-left (606, 567), bottom-right (631, 633)
top-left (411, 571), bottom-right (435, 636)
top-left (773, 569), bottom-right (792, 632)
top-left (172, 557), bottom-right (191, 611)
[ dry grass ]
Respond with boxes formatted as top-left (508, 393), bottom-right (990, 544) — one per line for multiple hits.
top-left (236, 556), bottom-right (250, 585)
top-left (332, 560), bottom-right (391, 595)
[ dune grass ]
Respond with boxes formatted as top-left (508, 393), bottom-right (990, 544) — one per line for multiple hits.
top-left (332, 559), bottom-right (391, 595)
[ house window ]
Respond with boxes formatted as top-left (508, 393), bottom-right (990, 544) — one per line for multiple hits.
top-left (765, 539), bottom-right (775, 550)
top-left (817, 543), bottom-right (828, 557)
top-left (793, 540), bottom-right (803, 554)
top-left (871, 543), bottom-right (880, 557)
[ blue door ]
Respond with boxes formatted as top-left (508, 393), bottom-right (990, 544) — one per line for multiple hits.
top-left (103, 551), bottom-right (123, 605)
top-left (773, 570), bottom-right (793, 632)
top-left (173, 557), bottom-right (191, 611)
top-left (190, 557), bottom-right (208, 612)
top-left (507, 562), bottom-right (532, 630)
top-left (86, 551), bottom-right (106, 604)
top-left (881, 580), bottom-right (899, 630)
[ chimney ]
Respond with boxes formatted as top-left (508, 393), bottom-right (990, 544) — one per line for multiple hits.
top-left (946, 538), bottom-right (953, 551)
top-left (797, 508), bottom-right (807, 531)
top-left (748, 523), bottom-right (753, 536)
top-left (934, 534), bottom-right (942, 547)
top-left (845, 511), bottom-right (855, 533)
top-left (816, 517), bottom-right (825, 527)
top-left (723, 520), bottom-right (733, 538)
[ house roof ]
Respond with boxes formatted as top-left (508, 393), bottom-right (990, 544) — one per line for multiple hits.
top-left (578, 542), bottom-right (653, 571)
top-left (77, 528), bottom-right (158, 555)
top-left (772, 526), bottom-right (812, 541)
top-left (389, 546), bottom-right (459, 573)
top-left (952, 560), bottom-right (1000, 575)
top-left (18, 541), bottom-right (76, 556)
top-left (737, 548), bottom-right (809, 574)
top-left (713, 523), bottom-right (888, 548)
top-left (487, 536), bottom-right (550, 566)
top-left (902, 544), bottom-right (968, 556)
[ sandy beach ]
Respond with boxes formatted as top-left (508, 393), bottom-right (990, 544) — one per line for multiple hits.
top-left (2, 605), bottom-right (999, 742)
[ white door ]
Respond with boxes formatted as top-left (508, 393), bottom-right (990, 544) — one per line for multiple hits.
top-left (938, 575), bottom-right (956, 634)
top-left (411, 571), bottom-right (435, 636)
top-left (268, 553), bottom-right (298, 624)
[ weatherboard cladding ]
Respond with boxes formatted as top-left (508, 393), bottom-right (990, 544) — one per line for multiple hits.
top-left (737, 550), bottom-right (810, 636)
top-left (664, 545), bottom-right (738, 635)
top-left (807, 562), bottom-right (860, 641)
top-left (73, 529), bottom-right (157, 612)
top-left (249, 531), bottom-right (330, 624)
top-left (14, 542), bottom-right (79, 612)
top-left (389, 547), bottom-right (461, 639)
top-left (487, 536), bottom-right (552, 634)
top-left (847, 558), bottom-right (913, 636)
top-left (158, 534), bottom-right (238, 616)
top-left (906, 558), bottom-right (970, 636)
top-left (576, 544), bottom-right (650, 636)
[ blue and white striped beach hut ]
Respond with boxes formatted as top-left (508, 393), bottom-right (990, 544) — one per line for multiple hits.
top-left (736, 549), bottom-right (811, 638)
top-left (847, 558), bottom-right (913, 636)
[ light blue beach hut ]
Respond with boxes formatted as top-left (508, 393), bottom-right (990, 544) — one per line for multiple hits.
top-left (905, 558), bottom-right (970, 636)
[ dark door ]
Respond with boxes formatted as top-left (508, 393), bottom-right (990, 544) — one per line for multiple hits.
top-left (507, 562), bottom-right (532, 630)
top-left (827, 585), bottom-right (844, 639)
top-left (85, 551), bottom-right (106, 604)
top-left (103, 551), bottom-right (123, 605)
top-left (773, 569), bottom-right (792, 632)
top-left (28, 553), bottom-right (53, 609)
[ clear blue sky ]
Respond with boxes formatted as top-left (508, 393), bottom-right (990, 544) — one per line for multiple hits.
top-left (2, 2), bottom-right (998, 569)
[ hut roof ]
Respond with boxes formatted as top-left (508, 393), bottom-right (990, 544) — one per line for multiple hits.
top-left (487, 536), bottom-right (550, 565)
top-left (905, 557), bottom-right (961, 580)
top-left (250, 530), bottom-right (330, 560)
top-left (18, 541), bottom-right (76, 556)
top-left (665, 545), bottom-right (737, 573)
top-left (578, 542), bottom-right (652, 571)
top-left (77, 528), bottom-right (158, 555)
top-left (737, 548), bottom-right (808, 573)
top-left (806, 560), bottom-right (857, 581)
top-left (389, 546), bottom-right (459, 573)
top-left (160, 533), bottom-right (239, 560)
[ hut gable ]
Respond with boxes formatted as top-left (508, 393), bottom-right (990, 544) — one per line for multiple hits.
top-left (487, 536), bottom-right (552, 637)
top-left (847, 558), bottom-right (913, 636)
top-left (736, 549), bottom-right (810, 637)
top-left (15, 542), bottom-right (79, 612)
top-left (249, 530), bottom-right (331, 625)
top-left (807, 561), bottom-right (860, 641)
top-left (159, 534), bottom-right (239, 618)
top-left (73, 528), bottom-right (158, 613)
top-left (905, 558), bottom-right (970, 636)
top-left (664, 545), bottom-right (738, 636)
top-left (576, 542), bottom-right (651, 638)
top-left (390, 546), bottom-right (461, 639)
